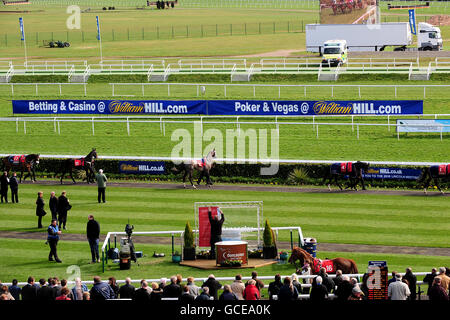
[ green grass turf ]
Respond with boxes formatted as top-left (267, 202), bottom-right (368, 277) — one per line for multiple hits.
top-left (0, 184), bottom-right (449, 248)
top-left (0, 237), bottom-right (447, 284)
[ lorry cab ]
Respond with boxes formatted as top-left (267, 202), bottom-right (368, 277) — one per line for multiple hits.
top-left (418, 22), bottom-right (442, 51)
top-left (322, 40), bottom-right (348, 67)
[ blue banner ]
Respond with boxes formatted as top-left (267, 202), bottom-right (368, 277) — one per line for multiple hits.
top-left (19, 17), bottom-right (25, 41)
top-left (119, 161), bottom-right (165, 175)
top-left (12, 100), bottom-right (205, 115)
top-left (362, 167), bottom-right (422, 180)
top-left (96, 16), bottom-right (101, 40)
top-left (12, 100), bottom-right (423, 116)
top-left (409, 9), bottom-right (416, 35)
top-left (397, 119), bottom-right (450, 133)
top-left (207, 100), bottom-right (423, 116)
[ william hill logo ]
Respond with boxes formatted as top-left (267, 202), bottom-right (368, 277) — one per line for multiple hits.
top-left (108, 101), bottom-right (143, 114)
top-left (313, 101), bottom-right (352, 115)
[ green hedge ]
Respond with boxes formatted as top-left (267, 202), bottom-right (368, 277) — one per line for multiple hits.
top-left (25, 158), bottom-right (449, 189)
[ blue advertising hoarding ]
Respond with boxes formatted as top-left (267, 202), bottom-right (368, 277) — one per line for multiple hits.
top-left (362, 167), bottom-right (422, 180)
top-left (397, 119), bottom-right (450, 133)
top-left (119, 161), bottom-right (165, 175)
top-left (12, 99), bottom-right (423, 116)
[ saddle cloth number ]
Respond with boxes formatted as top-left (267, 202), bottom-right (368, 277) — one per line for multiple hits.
top-left (340, 162), bottom-right (352, 174)
top-left (438, 165), bottom-right (446, 175)
top-left (74, 159), bottom-right (85, 167)
top-left (12, 155), bottom-right (25, 164)
top-left (313, 258), bottom-right (335, 273)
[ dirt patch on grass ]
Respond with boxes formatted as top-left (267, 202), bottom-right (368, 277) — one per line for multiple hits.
top-left (427, 15), bottom-right (450, 26)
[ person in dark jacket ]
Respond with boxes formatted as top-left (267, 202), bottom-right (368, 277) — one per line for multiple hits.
top-left (0, 171), bottom-right (9, 203)
top-left (57, 191), bottom-right (70, 230)
top-left (37, 278), bottom-right (56, 301)
top-left (9, 173), bottom-right (18, 203)
top-left (8, 279), bottom-right (21, 300)
top-left (219, 285), bottom-right (238, 301)
top-left (119, 278), bottom-right (135, 299)
top-left (21, 277), bottom-right (38, 301)
top-left (208, 208), bottom-right (224, 259)
top-left (90, 276), bottom-right (115, 300)
top-left (180, 286), bottom-right (195, 302)
top-left (246, 271), bottom-right (264, 292)
top-left (35, 191), bottom-right (46, 228)
top-left (163, 276), bottom-right (182, 298)
top-left (195, 287), bottom-right (211, 301)
top-left (49, 191), bottom-right (58, 221)
top-left (334, 270), bottom-right (343, 287)
top-left (108, 277), bottom-right (119, 298)
top-left (133, 281), bottom-right (151, 302)
top-left (86, 215), bottom-right (100, 263)
top-left (403, 267), bottom-right (417, 300)
top-left (268, 274), bottom-right (283, 300)
top-left (47, 219), bottom-right (62, 263)
top-left (334, 275), bottom-right (353, 301)
top-left (310, 276), bottom-right (329, 302)
top-left (312, 268), bottom-right (335, 293)
top-left (423, 268), bottom-right (438, 297)
top-left (429, 277), bottom-right (449, 301)
top-left (202, 274), bottom-right (222, 300)
top-left (278, 277), bottom-right (299, 301)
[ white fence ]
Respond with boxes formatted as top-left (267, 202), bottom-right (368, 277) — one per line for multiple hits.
top-left (1, 114), bottom-right (449, 141)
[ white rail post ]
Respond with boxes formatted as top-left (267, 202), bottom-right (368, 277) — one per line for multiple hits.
top-left (423, 86), bottom-right (426, 99)
top-left (16, 118), bottom-right (18, 133)
top-left (316, 124), bottom-right (319, 139)
top-left (84, 83), bottom-right (87, 96)
top-left (59, 83), bottom-right (62, 96)
top-left (127, 117), bottom-right (130, 136)
top-left (24, 120), bottom-right (26, 134)
top-left (395, 86), bottom-right (397, 98)
top-left (54, 117), bottom-right (57, 133)
top-left (35, 83), bottom-right (38, 96)
top-left (253, 85), bottom-right (256, 97)
top-left (358, 86), bottom-right (361, 98)
top-left (357, 124), bottom-right (359, 140)
top-left (112, 84), bottom-right (115, 96)
top-left (11, 83), bottom-right (14, 96)
top-left (278, 85), bottom-right (281, 98)
top-left (351, 115), bottom-right (354, 132)
top-left (91, 117), bottom-right (95, 135)
top-left (387, 115), bottom-right (390, 132)
top-left (58, 119), bottom-right (60, 135)
top-left (224, 84), bottom-right (227, 97)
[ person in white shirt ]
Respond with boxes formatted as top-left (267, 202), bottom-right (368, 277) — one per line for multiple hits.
top-left (388, 273), bottom-right (411, 300)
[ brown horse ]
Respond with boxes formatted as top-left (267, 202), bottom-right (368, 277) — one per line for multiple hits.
top-left (2, 154), bottom-right (40, 182)
top-left (172, 149), bottom-right (216, 189)
top-left (288, 247), bottom-right (358, 275)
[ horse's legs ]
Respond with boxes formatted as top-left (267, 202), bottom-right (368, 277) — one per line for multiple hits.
top-left (188, 170), bottom-right (196, 189)
top-left (434, 177), bottom-right (444, 194)
top-left (196, 171), bottom-right (204, 186)
top-left (182, 169), bottom-right (187, 188)
top-left (360, 176), bottom-right (366, 191)
top-left (205, 171), bottom-right (212, 188)
top-left (423, 174), bottom-right (432, 194)
top-left (70, 167), bottom-right (76, 184)
top-left (335, 175), bottom-right (343, 190)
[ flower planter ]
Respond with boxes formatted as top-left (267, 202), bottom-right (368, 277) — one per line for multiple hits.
top-left (183, 247), bottom-right (196, 260)
top-left (263, 246), bottom-right (277, 259)
top-left (172, 255), bottom-right (181, 263)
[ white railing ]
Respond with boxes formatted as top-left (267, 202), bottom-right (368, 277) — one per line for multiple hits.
top-left (5, 65), bottom-right (14, 81)
top-left (82, 65), bottom-right (91, 82)
top-left (146, 64), bottom-right (154, 81)
top-left (100, 59), bottom-right (165, 69)
top-left (178, 58), bottom-right (247, 69)
top-left (67, 65), bottom-right (75, 81)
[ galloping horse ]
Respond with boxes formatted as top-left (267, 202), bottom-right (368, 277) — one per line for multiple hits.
top-left (172, 149), bottom-right (216, 189)
top-left (56, 148), bottom-right (98, 184)
top-left (2, 154), bottom-right (40, 182)
top-left (418, 164), bottom-right (449, 194)
top-left (288, 247), bottom-right (358, 275)
top-left (323, 161), bottom-right (369, 191)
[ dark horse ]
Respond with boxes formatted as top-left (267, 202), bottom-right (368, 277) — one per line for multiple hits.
top-left (418, 164), bottom-right (449, 194)
top-left (171, 149), bottom-right (216, 189)
top-left (56, 148), bottom-right (97, 184)
top-left (323, 161), bottom-right (370, 191)
top-left (288, 247), bottom-right (358, 275)
top-left (2, 154), bottom-right (40, 182)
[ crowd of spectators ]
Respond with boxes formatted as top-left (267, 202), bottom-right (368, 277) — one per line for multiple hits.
top-left (0, 267), bottom-right (448, 301)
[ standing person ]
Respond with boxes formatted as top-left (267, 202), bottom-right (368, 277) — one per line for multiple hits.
top-left (71, 278), bottom-right (88, 301)
top-left (310, 276), bottom-right (329, 302)
top-left (208, 208), bottom-right (224, 259)
top-left (436, 267), bottom-right (450, 292)
top-left (86, 215), bottom-right (100, 263)
top-left (163, 276), bottom-right (182, 298)
top-left (89, 276), bottom-right (115, 301)
top-left (133, 281), bottom-right (151, 302)
top-left (55, 288), bottom-right (71, 300)
top-left (96, 169), bottom-right (108, 203)
top-left (403, 267), bottom-right (417, 301)
top-left (219, 285), bottom-right (238, 301)
top-left (268, 274), bottom-right (283, 300)
top-left (37, 279), bottom-right (56, 301)
top-left (8, 279), bottom-right (21, 301)
top-left (243, 279), bottom-right (260, 300)
top-left (49, 192), bottom-right (58, 221)
top-left (247, 271), bottom-right (264, 292)
top-left (423, 268), bottom-right (438, 297)
top-left (108, 277), bottom-right (119, 298)
top-left (201, 274), bottom-right (222, 300)
top-left (388, 274), bottom-right (410, 300)
top-left (180, 286), bottom-right (195, 302)
top-left (428, 277), bottom-right (449, 301)
top-left (186, 277), bottom-right (200, 298)
top-left (47, 219), bottom-right (62, 263)
top-left (230, 274), bottom-right (245, 300)
top-left (21, 277), bottom-right (38, 301)
top-left (0, 171), bottom-right (9, 203)
top-left (57, 191), bottom-right (70, 230)
top-left (35, 191), bottom-right (46, 229)
top-left (9, 173), bottom-right (19, 203)
top-left (278, 277), bottom-right (299, 301)
top-left (119, 278), bottom-right (135, 299)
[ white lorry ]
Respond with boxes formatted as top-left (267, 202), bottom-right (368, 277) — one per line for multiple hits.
top-left (306, 22), bottom-right (442, 53)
